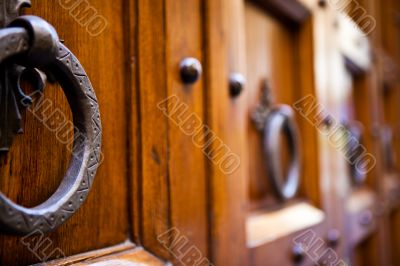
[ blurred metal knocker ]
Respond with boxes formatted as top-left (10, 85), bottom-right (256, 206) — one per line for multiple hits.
top-left (381, 125), bottom-right (396, 172)
top-left (252, 82), bottom-right (301, 200)
top-left (0, 0), bottom-right (102, 235)
top-left (345, 121), bottom-right (366, 185)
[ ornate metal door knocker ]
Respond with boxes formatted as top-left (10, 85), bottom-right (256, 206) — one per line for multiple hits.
top-left (345, 121), bottom-right (366, 185)
top-left (0, 1), bottom-right (102, 235)
top-left (252, 82), bottom-right (301, 200)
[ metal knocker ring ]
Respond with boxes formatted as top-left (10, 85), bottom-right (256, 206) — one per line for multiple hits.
top-left (381, 125), bottom-right (396, 172)
top-left (264, 106), bottom-right (301, 200)
top-left (345, 122), bottom-right (366, 185)
top-left (252, 84), bottom-right (301, 200)
top-left (0, 16), bottom-right (101, 235)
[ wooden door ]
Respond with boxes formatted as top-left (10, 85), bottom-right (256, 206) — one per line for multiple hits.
top-left (1, 1), bottom-right (400, 265)
top-left (0, 0), bottom-right (248, 265)
top-left (0, 0), bottom-right (209, 265)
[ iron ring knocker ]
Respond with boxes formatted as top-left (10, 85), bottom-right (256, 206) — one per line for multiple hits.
top-left (381, 125), bottom-right (396, 172)
top-left (345, 122), bottom-right (366, 185)
top-left (264, 106), bottom-right (301, 200)
top-left (0, 15), bottom-right (102, 235)
top-left (252, 85), bottom-right (301, 200)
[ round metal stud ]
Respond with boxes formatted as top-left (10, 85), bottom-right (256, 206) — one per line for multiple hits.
top-left (180, 57), bottom-right (202, 84)
top-left (318, 0), bottom-right (327, 8)
top-left (292, 244), bottom-right (305, 264)
top-left (359, 210), bottom-right (373, 227)
top-left (229, 73), bottom-right (246, 98)
top-left (327, 229), bottom-right (340, 248)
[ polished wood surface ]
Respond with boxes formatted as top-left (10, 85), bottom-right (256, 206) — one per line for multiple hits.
top-left (44, 242), bottom-right (166, 266)
top-left (0, 0), bottom-right (399, 265)
top-left (0, 1), bottom-right (130, 265)
top-left (134, 0), bottom-right (209, 263)
top-left (204, 0), bottom-right (248, 264)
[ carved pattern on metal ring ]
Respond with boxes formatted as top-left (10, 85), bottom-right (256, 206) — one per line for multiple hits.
top-left (0, 15), bottom-right (102, 234)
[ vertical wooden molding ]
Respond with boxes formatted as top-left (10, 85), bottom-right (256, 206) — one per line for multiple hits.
top-left (365, 0), bottom-right (395, 265)
top-left (137, 0), bottom-right (209, 262)
top-left (137, 0), bottom-right (172, 259)
top-left (165, 0), bottom-right (209, 263)
top-left (295, 15), bottom-right (322, 206)
top-left (204, 0), bottom-right (249, 265)
top-left (126, 0), bottom-right (142, 246)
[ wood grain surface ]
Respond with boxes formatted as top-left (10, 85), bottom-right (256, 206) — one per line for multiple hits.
top-left (0, 0), bottom-right (399, 265)
top-left (0, 1), bottom-right (130, 265)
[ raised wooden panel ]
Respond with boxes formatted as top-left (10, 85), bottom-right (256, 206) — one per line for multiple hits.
top-left (165, 0), bottom-right (208, 262)
top-left (136, 0), bottom-right (171, 259)
top-left (136, 0), bottom-right (208, 262)
top-left (204, 0), bottom-right (249, 264)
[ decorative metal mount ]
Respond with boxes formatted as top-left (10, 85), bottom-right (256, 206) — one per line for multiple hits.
top-left (0, 0), bottom-right (46, 151)
top-left (0, 1), bottom-right (102, 235)
top-left (252, 81), bottom-right (301, 200)
top-left (0, 0), bottom-right (31, 27)
top-left (252, 81), bottom-right (274, 131)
